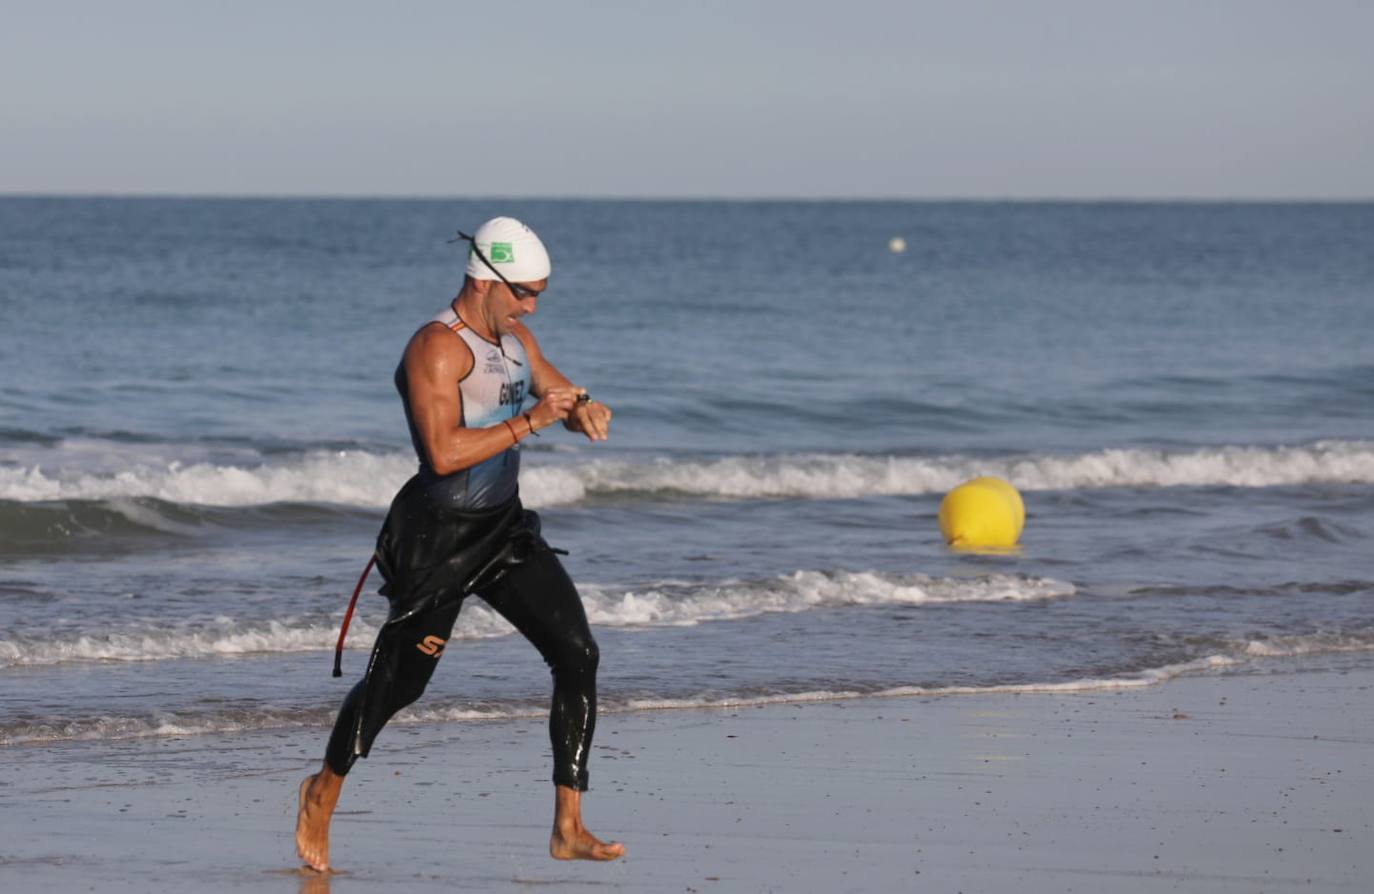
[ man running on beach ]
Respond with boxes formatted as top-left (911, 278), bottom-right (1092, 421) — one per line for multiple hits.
top-left (295, 217), bottom-right (623, 870)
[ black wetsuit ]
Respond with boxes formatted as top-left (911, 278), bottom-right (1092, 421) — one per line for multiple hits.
top-left (322, 310), bottom-right (599, 791)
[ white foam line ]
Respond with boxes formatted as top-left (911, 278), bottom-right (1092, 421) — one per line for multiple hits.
top-left (623, 633), bottom-right (1374, 713)
top-left (0, 451), bottom-right (418, 507)
top-left (545, 440), bottom-right (1374, 502)
top-left (0, 703), bottom-right (548, 746)
top-left (6, 642), bottom-right (1371, 746)
top-left (1241, 632), bottom-right (1374, 658)
top-left (0, 610), bottom-right (514, 669)
top-left (5, 439), bottom-right (1373, 508)
top-left (0, 655), bottom-right (1271, 747)
top-left (621, 655), bottom-right (1242, 713)
top-left (0, 571), bottom-right (1074, 667)
top-left (579, 570), bottom-right (1074, 628)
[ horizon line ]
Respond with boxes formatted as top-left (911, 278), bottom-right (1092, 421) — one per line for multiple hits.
top-left (3, 191), bottom-right (1373, 204)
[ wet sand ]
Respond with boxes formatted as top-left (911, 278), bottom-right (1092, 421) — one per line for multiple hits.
top-left (1, 666), bottom-right (1369, 892)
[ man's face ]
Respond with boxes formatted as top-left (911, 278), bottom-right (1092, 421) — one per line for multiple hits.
top-left (489, 278), bottom-right (546, 334)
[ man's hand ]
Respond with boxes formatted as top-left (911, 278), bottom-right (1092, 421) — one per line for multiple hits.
top-left (528, 387), bottom-right (582, 433)
top-left (565, 395), bottom-right (611, 442)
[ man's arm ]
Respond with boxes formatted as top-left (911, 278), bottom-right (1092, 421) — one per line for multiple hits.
top-left (511, 322), bottom-right (612, 442)
top-left (403, 325), bottom-right (579, 474)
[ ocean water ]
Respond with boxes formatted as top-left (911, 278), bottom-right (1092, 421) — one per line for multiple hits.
top-left (1, 197), bottom-right (1372, 746)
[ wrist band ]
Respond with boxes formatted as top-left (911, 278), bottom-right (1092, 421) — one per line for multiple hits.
top-left (524, 412), bottom-right (540, 437)
top-left (502, 419), bottom-right (519, 445)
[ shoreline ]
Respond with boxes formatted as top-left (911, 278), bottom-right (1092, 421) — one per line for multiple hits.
top-left (1, 663), bottom-right (1370, 892)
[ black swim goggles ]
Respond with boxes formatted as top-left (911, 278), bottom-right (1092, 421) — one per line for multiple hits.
top-left (449, 230), bottom-right (543, 299)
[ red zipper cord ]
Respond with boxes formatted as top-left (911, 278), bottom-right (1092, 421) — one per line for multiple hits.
top-left (333, 554), bottom-right (377, 677)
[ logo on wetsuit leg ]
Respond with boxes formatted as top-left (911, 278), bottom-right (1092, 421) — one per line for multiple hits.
top-left (416, 635), bottom-right (446, 657)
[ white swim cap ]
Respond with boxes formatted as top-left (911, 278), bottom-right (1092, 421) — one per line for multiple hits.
top-left (464, 217), bottom-right (551, 283)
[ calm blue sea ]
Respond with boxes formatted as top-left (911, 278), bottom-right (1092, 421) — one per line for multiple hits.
top-left (1, 197), bottom-right (1372, 744)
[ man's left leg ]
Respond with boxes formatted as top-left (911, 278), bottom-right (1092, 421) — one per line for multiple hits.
top-left (479, 548), bottom-right (624, 861)
top-left (297, 593), bottom-right (465, 871)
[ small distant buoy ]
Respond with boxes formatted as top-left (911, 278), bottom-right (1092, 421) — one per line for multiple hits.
top-left (888, 236), bottom-right (906, 253)
top-left (938, 476), bottom-right (1024, 550)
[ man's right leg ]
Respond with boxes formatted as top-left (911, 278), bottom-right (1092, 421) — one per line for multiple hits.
top-left (296, 596), bottom-right (462, 872)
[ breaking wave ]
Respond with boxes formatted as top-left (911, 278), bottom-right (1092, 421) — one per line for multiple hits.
top-left (0, 570), bottom-right (1073, 668)
top-left (577, 570), bottom-right (1073, 627)
top-left (0, 450), bottom-right (417, 508)
top-left (542, 439), bottom-right (1374, 502)
top-left (3, 440), bottom-right (1372, 510)
top-left (1240, 630), bottom-right (1374, 658)
top-left (0, 617), bottom-right (383, 668)
top-left (10, 573), bottom-right (1372, 674)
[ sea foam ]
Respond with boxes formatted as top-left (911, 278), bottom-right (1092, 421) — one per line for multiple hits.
top-left (0, 571), bottom-right (1073, 668)
top-left (539, 440), bottom-right (1374, 502)
top-left (15, 576), bottom-right (1371, 672)
top-left (3, 440), bottom-right (1372, 509)
top-left (0, 617), bottom-right (383, 668)
top-left (578, 570), bottom-right (1073, 627)
top-left (8, 630), bottom-right (1371, 745)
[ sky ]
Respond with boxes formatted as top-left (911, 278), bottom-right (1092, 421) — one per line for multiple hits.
top-left (3, 0), bottom-right (1372, 199)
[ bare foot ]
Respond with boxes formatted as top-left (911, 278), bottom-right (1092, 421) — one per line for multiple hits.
top-left (549, 785), bottom-right (624, 861)
top-left (295, 768), bottom-right (343, 872)
top-left (550, 824), bottom-right (626, 861)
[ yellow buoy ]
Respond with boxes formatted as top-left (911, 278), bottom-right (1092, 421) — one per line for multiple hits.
top-left (938, 476), bottom-right (1024, 550)
top-left (970, 475), bottom-right (1024, 533)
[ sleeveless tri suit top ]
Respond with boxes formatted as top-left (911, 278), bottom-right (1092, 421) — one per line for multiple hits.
top-left (394, 306), bottom-right (532, 510)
